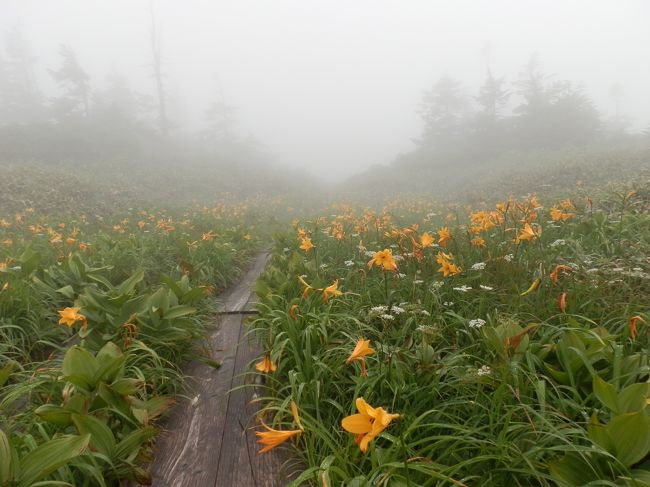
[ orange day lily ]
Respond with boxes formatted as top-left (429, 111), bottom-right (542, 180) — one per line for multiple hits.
top-left (256, 400), bottom-right (304, 453)
top-left (255, 354), bottom-right (277, 373)
top-left (558, 292), bottom-right (567, 313)
top-left (289, 304), bottom-right (299, 320)
top-left (550, 264), bottom-right (572, 282)
top-left (346, 338), bottom-right (375, 377)
top-left (437, 227), bottom-right (451, 247)
top-left (629, 315), bottom-right (646, 341)
top-left (341, 397), bottom-right (399, 453)
top-left (419, 232), bottom-right (435, 248)
top-left (299, 237), bottom-right (314, 252)
top-left (515, 222), bottom-right (540, 243)
top-left (367, 249), bottom-right (397, 272)
top-left (322, 280), bottom-right (343, 303)
top-left (58, 307), bottom-right (87, 328)
top-left (297, 275), bottom-right (313, 299)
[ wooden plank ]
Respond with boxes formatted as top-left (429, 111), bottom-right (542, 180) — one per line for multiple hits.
top-left (147, 252), bottom-right (271, 486)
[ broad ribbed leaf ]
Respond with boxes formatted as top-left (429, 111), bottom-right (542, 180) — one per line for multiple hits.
top-left (17, 434), bottom-right (90, 487)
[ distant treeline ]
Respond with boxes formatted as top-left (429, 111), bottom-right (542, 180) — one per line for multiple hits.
top-left (415, 56), bottom-right (648, 158)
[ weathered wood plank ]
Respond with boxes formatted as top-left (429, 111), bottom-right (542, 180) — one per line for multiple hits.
top-left (147, 252), bottom-right (274, 486)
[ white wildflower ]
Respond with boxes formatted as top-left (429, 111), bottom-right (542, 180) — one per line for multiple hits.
top-left (430, 281), bottom-right (444, 291)
top-left (503, 254), bottom-right (514, 262)
top-left (391, 306), bottom-right (405, 315)
top-left (471, 262), bottom-right (486, 271)
top-left (381, 314), bottom-right (395, 321)
top-left (443, 301), bottom-right (454, 306)
top-left (453, 285), bottom-right (472, 293)
top-left (469, 318), bottom-right (486, 329)
top-left (344, 260), bottom-right (355, 267)
top-left (477, 365), bottom-right (492, 376)
top-left (479, 285), bottom-right (494, 291)
top-left (550, 239), bottom-right (565, 247)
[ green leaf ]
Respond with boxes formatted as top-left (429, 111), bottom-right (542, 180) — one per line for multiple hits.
top-left (35, 405), bottom-right (73, 427)
top-left (593, 375), bottom-right (619, 413)
top-left (618, 382), bottom-right (650, 413)
top-left (605, 411), bottom-right (650, 467)
top-left (0, 360), bottom-right (16, 388)
top-left (114, 427), bottom-right (156, 460)
top-left (0, 429), bottom-right (13, 484)
top-left (55, 285), bottom-right (75, 299)
top-left (72, 414), bottom-right (115, 458)
top-left (117, 269), bottom-right (144, 296)
top-left (162, 305), bottom-right (196, 320)
top-left (62, 346), bottom-right (98, 390)
top-left (548, 452), bottom-right (600, 486)
top-left (17, 434), bottom-right (90, 487)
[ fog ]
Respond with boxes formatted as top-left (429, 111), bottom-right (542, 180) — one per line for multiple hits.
top-left (1, 0), bottom-right (649, 184)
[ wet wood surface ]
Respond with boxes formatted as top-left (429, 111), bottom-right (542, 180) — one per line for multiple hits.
top-left (146, 252), bottom-right (296, 486)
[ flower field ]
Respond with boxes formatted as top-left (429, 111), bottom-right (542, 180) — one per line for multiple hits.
top-left (0, 203), bottom-right (257, 485)
top-left (251, 183), bottom-right (650, 486)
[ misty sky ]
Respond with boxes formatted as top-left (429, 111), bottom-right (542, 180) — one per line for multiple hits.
top-left (2, 0), bottom-right (649, 181)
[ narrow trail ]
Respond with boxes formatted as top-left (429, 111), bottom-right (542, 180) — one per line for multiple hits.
top-left (147, 251), bottom-right (293, 486)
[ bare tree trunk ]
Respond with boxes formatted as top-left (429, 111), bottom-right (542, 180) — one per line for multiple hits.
top-left (150, 6), bottom-right (168, 137)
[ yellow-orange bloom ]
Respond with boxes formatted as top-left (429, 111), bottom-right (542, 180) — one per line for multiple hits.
top-left (471, 236), bottom-right (486, 248)
top-left (515, 223), bottom-right (540, 243)
top-left (299, 238), bottom-right (314, 252)
top-left (549, 264), bottom-right (572, 282)
top-left (341, 397), bottom-right (399, 453)
top-left (435, 252), bottom-right (461, 277)
top-left (322, 280), bottom-right (343, 303)
top-left (629, 315), bottom-right (646, 341)
top-left (57, 307), bottom-right (87, 328)
top-left (202, 231), bottom-right (217, 241)
top-left (419, 232), bottom-right (435, 248)
top-left (256, 422), bottom-right (302, 453)
top-left (346, 338), bottom-right (374, 363)
top-left (346, 338), bottom-right (375, 377)
top-left (255, 354), bottom-right (277, 373)
top-left (437, 227), bottom-right (451, 247)
top-left (367, 249), bottom-right (397, 272)
top-left (297, 275), bottom-right (313, 299)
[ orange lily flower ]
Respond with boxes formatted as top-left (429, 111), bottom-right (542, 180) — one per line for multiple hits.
top-left (255, 354), bottom-right (277, 373)
top-left (629, 315), bottom-right (646, 341)
top-left (341, 397), bottom-right (399, 453)
top-left (322, 280), bottom-right (343, 303)
top-left (437, 227), bottom-right (451, 247)
top-left (256, 422), bottom-right (302, 453)
top-left (57, 307), bottom-right (87, 328)
top-left (299, 237), bottom-right (314, 252)
top-left (367, 249), bottom-right (397, 271)
top-left (558, 292), bottom-right (567, 313)
top-left (346, 338), bottom-right (375, 377)
top-left (550, 265), bottom-right (572, 282)
top-left (297, 275), bottom-right (313, 299)
top-left (419, 232), bottom-right (435, 248)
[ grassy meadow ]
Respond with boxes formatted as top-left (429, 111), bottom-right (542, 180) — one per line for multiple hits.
top-left (0, 153), bottom-right (649, 486)
top-left (251, 179), bottom-right (650, 486)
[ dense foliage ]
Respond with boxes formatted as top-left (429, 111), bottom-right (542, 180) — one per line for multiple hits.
top-left (251, 182), bottom-right (650, 486)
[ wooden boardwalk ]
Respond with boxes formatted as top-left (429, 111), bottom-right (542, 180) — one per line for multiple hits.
top-left (147, 252), bottom-right (296, 486)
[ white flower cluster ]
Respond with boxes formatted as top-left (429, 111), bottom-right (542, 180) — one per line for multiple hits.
top-left (471, 262), bottom-right (486, 271)
top-left (479, 285), bottom-right (494, 291)
top-left (391, 306), bottom-right (405, 315)
top-left (370, 305), bottom-right (389, 314)
top-left (344, 260), bottom-right (355, 267)
top-left (443, 301), bottom-right (454, 306)
top-left (550, 239), bottom-right (566, 247)
top-left (477, 365), bottom-right (492, 376)
top-left (365, 250), bottom-right (376, 258)
top-left (503, 254), bottom-right (514, 262)
top-left (430, 281), bottom-right (444, 291)
top-left (453, 285), bottom-right (472, 293)
top-left (468, 318), bottom-right (486, 329)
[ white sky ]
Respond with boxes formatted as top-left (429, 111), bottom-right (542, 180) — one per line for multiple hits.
top-left (2, 0), bottom-right (649, 181)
